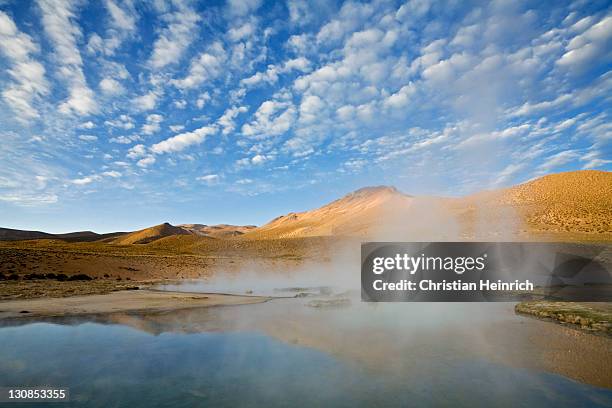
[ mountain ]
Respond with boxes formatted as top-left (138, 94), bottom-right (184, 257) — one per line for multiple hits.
top-left (179, 224), bottom-right (257, 238)
top-left (1, 171), bottom-right (610, 243)
top-left (460, 170), bottom-right (611, 234)
top-left (111, 223), bottom-right (191, 245)
top-left (242, 186), bottom-right (413, 239)
top-left (0, 228), bottom-right (122, 242)
top-left (0, 227), bottom-right (57, 241)
top-left (243, 170), bottom-right (611, 240)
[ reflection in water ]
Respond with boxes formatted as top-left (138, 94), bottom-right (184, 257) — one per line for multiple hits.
top-left (0, 299), bottom-right (610, 407)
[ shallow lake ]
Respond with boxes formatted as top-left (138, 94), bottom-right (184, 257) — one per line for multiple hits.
top-left (0, 297), bottom-right (610, 407)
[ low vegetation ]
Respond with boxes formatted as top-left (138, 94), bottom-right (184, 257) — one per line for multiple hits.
top-left (515, 301), bottom-right (612, 336)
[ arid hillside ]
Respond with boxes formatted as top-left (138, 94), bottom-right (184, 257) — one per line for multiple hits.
top-left (243, 170), bottom-right (611, 240)
top-left (448, 170), bottom-right (611, 238)
top-left (0, 227), bottom-right (123, 242)
top-left (0, 170), bottom-right (609, 291)
top-left (0, 227), bottom-right (56, 241)
top-left (1, 170), bottom-right (610, 245)
top-left (496, 170), bottom-right (610, 234)
top-left (242, 186), bottom-right (413, 239)
top-left (179, 224), bottom-right (257, 238)
top-left (111, 223), bottom-right (191, 245)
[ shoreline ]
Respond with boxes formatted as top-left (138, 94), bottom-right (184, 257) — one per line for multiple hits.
top-left (0, 289), bottom-right (270, 321)
top-left (515, 301), bottom-right (612, 337)
top-left (2, 282), bottom-right (611, 341)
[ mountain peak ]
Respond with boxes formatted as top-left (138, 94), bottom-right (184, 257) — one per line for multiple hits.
top-left (349, 185), bottom-right (400, 197)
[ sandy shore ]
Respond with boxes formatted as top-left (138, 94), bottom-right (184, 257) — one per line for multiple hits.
top-left (515, 301), bottom-right (612, 336)
top-left (0, 289), bottom-right (270, 320)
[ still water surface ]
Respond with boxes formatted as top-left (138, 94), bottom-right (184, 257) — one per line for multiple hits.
top-left (0, 294), bottom-right (610, 407)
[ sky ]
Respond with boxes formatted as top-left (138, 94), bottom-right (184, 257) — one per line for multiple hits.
top-left (0, 0), bottom-right (610, 233)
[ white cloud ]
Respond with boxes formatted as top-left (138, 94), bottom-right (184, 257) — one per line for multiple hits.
top-left (101, 170), bottom-right (121, 178)
top-left (241, 65), bottom-right (280, 87)
top-left (105, 114), bottom-right (135, 130)
top-left (78, 134), bottom-right (98, 141)
top-left (537, 150), bottom-right (578, 172)
top-left (84, 0), bottom-right (138, 56)
top-left (582, 158), bottom-right (611, 169)
top-left (0, 193), bottom-right (58, 205)
top-left (242, 100), bottom-right (296, 138)
top-left (134, 91), bottom-right (158, 111)
top-left (105, 0), bottom-right (136, 32)
top-left (38, 0), bottom-right (98, 116)
top-left (137, 156), bottom-right (156, 168)
top-left (99, 77), bottom-right (124, 95)
top-left (284, 57), bottom-right (311, 72)
top-left (227, 21), bottom-right (255, 42)
top-left (226, 0), bottom-right (261, 17)
top-left (493, 163), bottom-right (525, 186)
top-left (557, 16), bottom-right (612, 71)
top-left (71, 170), bottom-right (123, 184)
top-left (127, 143), bottom-right (147, 159)
top-left (196, 92), bottom-right (211, 108)
top-left (110, 135), bottom-right (139, 144)
top-left (396, 0), bottom-right (431, 20)
top-left (251, 154), bottom-right (269, 165)
top-left (172, 42), bottom-right (226, 89)
top-left (299, 95), bottom-right (325, 124)
top-left (71, 176), bottom-right (96, 185)
top-left (79, 121), bottom-right (95, 129)
top-left (218, 106), bottom-right (248, 135)
top-left (197, 174), bottom-right (220, 184)
top-left (149, 4), bottom-right (201, 69)
top-left (173, 99), bottom-right (187, 109)
top-left (151, 125), bottom-right (217, 154)
top-left (241, 58), bottom-right (312, 89)
top-left (286, 33), bottom-right (312, 54)
top-left (383, 83), bottom-right (416, 109)
top-left (0, 11), bottom-right (49, 121)
top-left (142, 113), bottom-right (163, 135)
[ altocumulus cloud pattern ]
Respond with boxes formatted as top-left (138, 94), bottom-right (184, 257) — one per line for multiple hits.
top-left (0, 0), bottom-right (610, 230)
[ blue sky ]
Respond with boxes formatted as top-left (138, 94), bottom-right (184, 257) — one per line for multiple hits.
top-left (0, 0), bottom-right (610, 233)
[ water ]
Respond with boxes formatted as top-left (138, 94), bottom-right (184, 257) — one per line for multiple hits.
top-left (154, 278), bottom-right (342, 297)
top-left (0, 299), bottom-right (610, 407)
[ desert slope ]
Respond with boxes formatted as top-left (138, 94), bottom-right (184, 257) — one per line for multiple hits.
top-left (499, 170), bottom-right (611, 234)
top-left (451, 170), bottom-right (611, 236)
top-left (242, 186), bottom-right (413, 239)
top-left (0, 227), bottom-right (56, 241)
top-left (0, 228), bottom-right (122, 242)
top-left (1, 170), bottom-right (609, 243)
top-left (111, 222), bottom-right (191, 245)
top-left (179, 224), bottom-right (257, 238)
top-left (244, 170), bottom-right (611, 240)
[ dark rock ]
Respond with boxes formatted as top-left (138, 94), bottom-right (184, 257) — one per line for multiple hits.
top-left (67, 274), bottom-right (92, 281)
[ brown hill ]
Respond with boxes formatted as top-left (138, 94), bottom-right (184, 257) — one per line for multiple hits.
top-left (179, 224), bottom-right (257, 238)
top-left (1, 171), bottom-right (609, 244)
top-left (243, 171), bottom-right (611, 240)
top-left (461, 170), bottom-right (611, 235)
top-left (111, 222), bottom-right (191, 245)
top-left (0, 228), bottom-right (123, 242)
top-left (242, 186), bottom-right (413, 239)
top-left (0, 227), bottom-right (56, 241)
